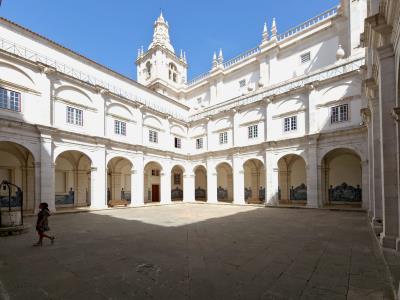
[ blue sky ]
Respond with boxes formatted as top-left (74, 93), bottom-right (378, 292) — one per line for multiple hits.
top-left (0, 0), bottom-right (338, 80)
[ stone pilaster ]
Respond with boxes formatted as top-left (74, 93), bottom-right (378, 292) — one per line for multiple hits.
top-left (376, 44), bottom-right (399, 249)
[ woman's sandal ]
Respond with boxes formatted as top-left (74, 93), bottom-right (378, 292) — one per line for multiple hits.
top-left (51, 237), bottom-right (55, 245)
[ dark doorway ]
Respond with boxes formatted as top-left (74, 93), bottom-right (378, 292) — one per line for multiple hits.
top-left (152, 184), bottom-right (160, 202)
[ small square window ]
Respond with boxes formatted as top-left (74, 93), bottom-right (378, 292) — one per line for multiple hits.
top-left (301, 52), bottom-right (311, 64)
top-left (151, 170), bottom-right (160, 176)
top-left (331, 104), bottom-right (349, 123)
top-left (0, 87), bottom-right (21, 112)
top-left (219, 132), bottom-right (228, 144)
top-left (66, 106), bottom-right (83, 126)
top-left (174, 137), bottom-right (181, 149)
top-left (149, 130), bottom-right (158, 143)
top-left (248, 125), bottom-right (258, 139)
top-left (284, 116), bottom-right (297, 132)
top-left (239, 79), bottom-right (246, 88)
top-left (196, 137), bottom-right (203, 149)
top-left (114, 120), bottom-right (126, 136)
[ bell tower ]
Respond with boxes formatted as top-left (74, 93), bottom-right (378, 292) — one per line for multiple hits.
top-left (136, 12), bottom-right (188, 100)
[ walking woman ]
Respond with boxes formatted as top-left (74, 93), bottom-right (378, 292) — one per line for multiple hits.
top-left (34, 202), bottom-right (55, 246)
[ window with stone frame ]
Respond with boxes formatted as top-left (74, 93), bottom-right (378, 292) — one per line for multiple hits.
top-left (114, 120), bottom-right (126, 136)
top-left (284, 116), bottom-right (297, 132)
top-left (248, 124), bottom-right (258, 139)
top-left (196, 137), bottom-right (203, 149)
top-left (169, 63), bottom-right (178, 82)
top-left (149, 130), bottom-right (158, 143)
top-left (66, 106), bottom-right (83, 126)
top-left (174, 137), bottom-right (181, 149)
top-left (331, 104), bottom-right (349, 124)
top-left (219, 132), bottom-right (228, 144)
top-left (0, 87), bottom-right (21, 112)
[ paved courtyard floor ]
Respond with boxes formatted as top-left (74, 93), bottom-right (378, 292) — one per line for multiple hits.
top-left (0, 204), bottom-right (395, 299)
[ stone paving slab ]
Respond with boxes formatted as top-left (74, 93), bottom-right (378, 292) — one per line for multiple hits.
top-left (0, 204), bottom-right (394, 299)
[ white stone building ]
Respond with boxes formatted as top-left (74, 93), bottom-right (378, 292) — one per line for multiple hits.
top-left (0, 1), bottom-right (369, 216)
top-left (363, 0), bottom-right (400, 251)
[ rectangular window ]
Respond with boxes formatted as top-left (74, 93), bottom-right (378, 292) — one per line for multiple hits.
top-left (174, 174), bottom-right (181, 185)
top-left (66, 106), bottom-right (83, 126)
top-left (151, 170), bottom-right (160, 176)
top-left (331, 104), bottom-right (349, 123)
top-left (301, 52), bottom-right (311, 64)
top-left (248, 125), bottom-right (258, 139)
top-left (284, 116), bottom-right (297, 132)
top-left (174, 137), bottom-right (181, 149)
top-left (239, 79), bottom-right (246, 88)
top-left (219, 132), bottom-right (228, 144)
top-left (196, 137), bottom-right (203, 149)
top-left (149, 130), bottom-right (158, 143)
top-left (0, 87), bottom-right (21, 112)
top-left (114, 120), bottom-right (126, 136)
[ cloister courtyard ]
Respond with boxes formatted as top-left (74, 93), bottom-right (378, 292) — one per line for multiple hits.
top-left (0, 204), bottom-right (394, 299)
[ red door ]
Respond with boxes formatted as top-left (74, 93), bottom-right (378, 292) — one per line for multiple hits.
top-left (152, 185), bottom-right (160, 202)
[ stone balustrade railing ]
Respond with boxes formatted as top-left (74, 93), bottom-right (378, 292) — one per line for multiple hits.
top-left (278, 6), bottom-right (339, 41)
top-left (186, 6), bottom-right (339, 87)
top-left (222, 46), bottom-right (261, 69)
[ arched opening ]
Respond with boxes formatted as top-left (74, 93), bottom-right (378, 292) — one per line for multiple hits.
top-left (321, 148), bottom-right (362, 207)
top-left (0, 141), bottom-right (36, 212)
top-left (145, 61), bottom-right (152, 79)
top-left (243, 159), bottom-right (265, 204)
top-left (107, 157), bottom-right (133, 207)
top-left (144, 162), bottom-right (162, 203)
top-left (277, 154), bottom-right (307, 205)
top-left (168, 63), bottom-right (178, 82)
top-left (171, 165), bottom-right (184, 201)
top-left (55, 150), bottom-right (91, 208)
top-left (194, 165), bottom-right (207, 202)
top-left (216, 162), bottom-right (233, 203)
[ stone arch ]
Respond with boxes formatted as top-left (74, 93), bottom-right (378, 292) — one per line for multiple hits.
top-left (193, 164), bottom-right (207, 202)
top-left (0, 137), bottom-right (39, 162)
top-left (0, 61), bottom-right (35, 88)
top-left (55, 150), bottom-right (92, 207)
top-left (107, 156), bottom-right (133, 205)
top-left (143, 115), bottom-right (163, 130)
top-left (243, 158), bottom-right (265, 204)
top-left (216, 162), bottom-right (233, 203)
top-left (277, 154), bottom-right (307, 204)
top-left (0, 141), bottom-right (36, 212)
top-left (55, 85), bottom-right (93, 107)
top-left (171, 164), bottom-right (184, 201)
top-left (143, 161), bottom-right (163, 203)
top-left (106, 103), bottom-right (133, 119)
top-left (106, 153), bottom-right (134, 166)
top-left (320, 148), bottom-right (362, 206)
top-left (54, 146), bottom-right (94, 164)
